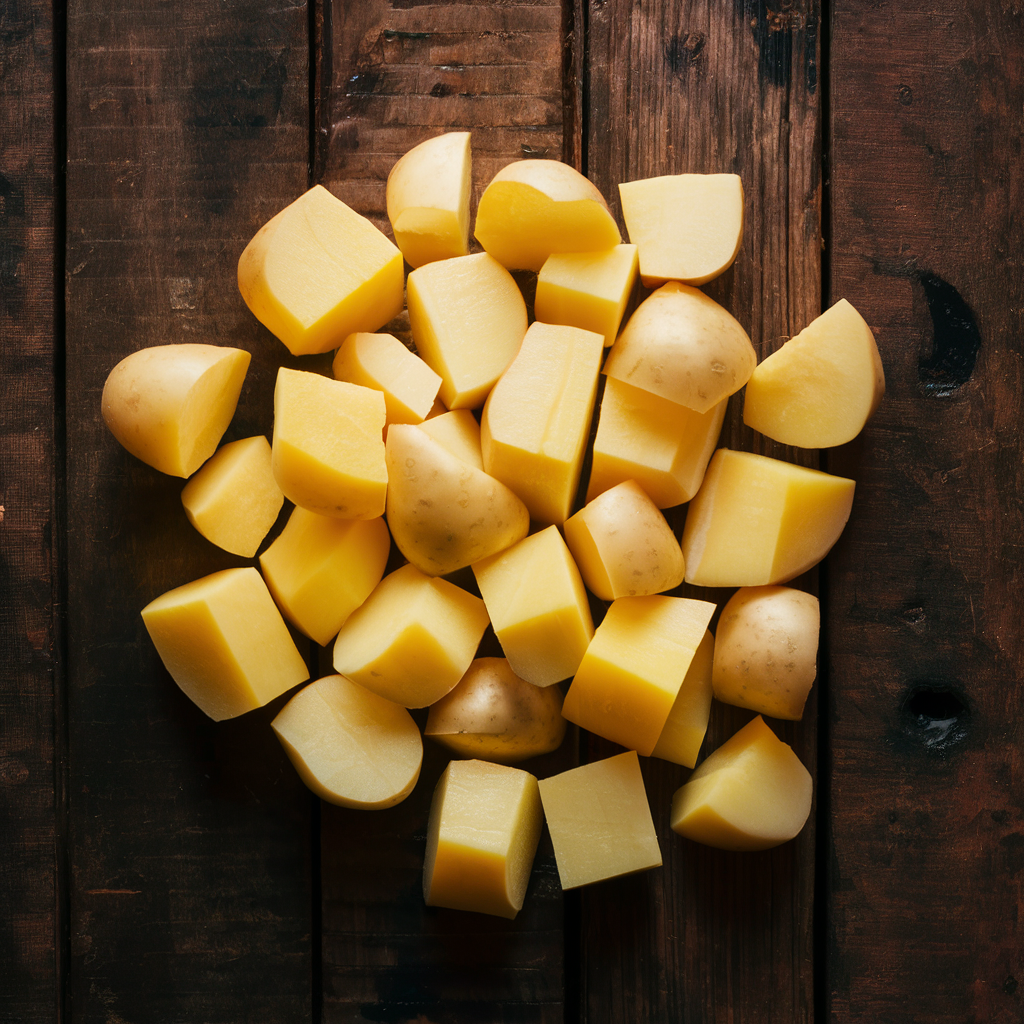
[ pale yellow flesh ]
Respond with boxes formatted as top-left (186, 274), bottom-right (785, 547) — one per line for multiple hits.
top-left (141, 567), bottom-right (309, 721)
top-left (670, 715), bottom-right (812, 851)
top-left (272, 674), bottom-right (422, 809)
top-left (563, 479), bottom-right (685, 601)
top-left (332, 563), bottom-right (490, 708)
top-left (587, 378), bottom-right (726, 509)
top-left (407, 252), bottom-right (528, 409)
top-left (538, 751), bottom-right (662, 890)
top-left (619, 173), bottom-right (744, 286)
top-left (180, 436), bottom-right (284, 558)
top-left (712, 586), bottom-right (819, 721)
top-left (534, 244), bottom-right (639, 346)
top-left (481, 321), bottom-right (604, 525)
top-left (561, 595), bottom-right (715, 756)
top-left (237, 184), bottom-right (404, 355)
top-left (681, 449), bottom-right (856, 587)
top-left (416, 409), bottom-right (483, 470)
top-left (650, 628), bottom-right (715, 768)
top-left (743, 298), bottom-right (885, 448)
top-left (385, 424), bottom-right (530, 576)
top-left (424, 657), bottom-right (567, 764)
top-left (603, 282), bottom-right (756, 414)
top-left (272, 367), bottom-right (387, 520)
top-left (472, 526), bottom-right (594, 687)
top-left (332, 332), bottom-right (442, 427)
top-left (101, 344), bottom-right (251, 478)
top-left (387, 131), bottom-right (472, 268)
top-left (259, 506), bottom-right (390, 647)
top-left (423, 759), bottom-right (543, 919)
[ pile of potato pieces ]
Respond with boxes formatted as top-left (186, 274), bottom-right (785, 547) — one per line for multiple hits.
top-left (101, 130), bottom-right (885, 920)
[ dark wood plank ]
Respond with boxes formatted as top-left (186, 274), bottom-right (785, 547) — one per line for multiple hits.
top-left (64, 4), bottom-right (315, 1020)
top-left (583, 1), bottom-right (822, 1020)
top-left (0, 2), bottom-right (61, 1021)
top-left (827, 3), bottom-right (1024, 1021)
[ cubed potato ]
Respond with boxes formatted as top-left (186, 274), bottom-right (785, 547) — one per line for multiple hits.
top-left (259, 506), bottom-right (390, 647)
top-left (481, 321), bottom-right (604, 525)
top-left (271, 368), bottom-right (387, 520)
top-left (563, 479), bottom-right (684, 601)
top-left (423, 759), bottom-right (543, 919)
top-left (332, 563), bottom-right (489, 708)
top-left (534, 244), bottom-right (639, 347)
top-left (473, 526), bottom-right (594, 687)
top-left (237, 184), bottom-right (404, 356)
top-left (712, 586), bottom-right (819, 721)
top-left (603, 282), bottom-right (756, 414)
top-left (180, 436), bottom-right (283, 557)
top-left (681, 449), bottom-right (856, 587)
top-left (474, 159), bottom-right (621, 272)
top-left (670, 715), bottom-right (812, 851)
top-left (650, 628), bottom-right (715, 768)
top-left (416, 409), bottom-right (483, 470)
top-left (385, 423), bottom-right (529, 576)
top-left (141, 567), bottom-right (309, 721)
top-left (101, 343), bottom-right (250, 478)
top-left (424, 658), bottom-right (567, 763)
top-left (386, 130), bottom-right (472, 268)
top-left (561, 595), bottom-right (715, 756)
top-left (619, 173), bottom-right (744, 287)
top-left (332, 332), bottom-right (442, 427)
top-left (272, 674), bottom-right (422, 809)
top-left (538, 751), bottom-right (662, 889)
top-left (407, 252), bottom-right (528, 409)
top-left (742, 298), bottom-right (885, 448)
top-left (586, 378), bottom-right (726, 509)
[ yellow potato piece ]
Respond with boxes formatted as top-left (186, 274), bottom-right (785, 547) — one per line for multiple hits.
top-left (538, 751), bottom-right (662, 890)
top-left (101, 343), bottom-right (250, 478)
top-left (271, 674), bottom-right (422, 809)
top-left (743, 298), bottom-right (885, 448)
top-left (682, 449), bottom-right (856, 587)
top-left (332, 563), bottom-right (489, 708)
top-left (237, 184), bottom-right (404, 356)
top-left (259, 506), bottom-right (390, 647)
top-left (141, 567), bottom-right (309, 722)
top-left (670, 715), bottom-right (812, 851)
top-left (561, 595), bottom-right (715, 756)
top-left (180, 436), bottom-right (284, 558)
top-left (407, 252), bottom-right (528, 409)
top-left (534, 244), bottom-right (639, 347)
top-left (619, 173), bottom-right (744, 286)
top-left (603, 282), bottom-right (756, 414)
top-left (473, 526), bottom-right (594, 688)
top-left (650, 628), bottom-right (715, 768)
top-left (475, 159), bottom-right (621, 272)
top-left (332, 332), bottom-right (442, 427)
top-left (416, 409), bottom-right (483, 470)
top-left (386, 131), bottom-right (472, 268)
top-left (563, 479), bottom-right (684, 601)
top-left (586, 378), bottom-right (726, 509)
top-left (712, 586), bottom-right (819, 721)
top-left (482, 321), bottom-right (604, 525)
top-left (272, 367), bottom-right (387, 520)
top-left (423, 759), bottom-right (543, 919)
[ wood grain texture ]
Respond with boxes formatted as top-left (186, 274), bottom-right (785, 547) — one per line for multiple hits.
top-left (827, 3), bottom-right (1024, 1021)
top-left (64, 2), bottom-right (315, 1020)
top-left (583, 1), bottom-right (822, 1021)
top-left (0, 2), bottom-right (60, 1021)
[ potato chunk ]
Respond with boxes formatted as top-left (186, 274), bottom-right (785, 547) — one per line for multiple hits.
top-left (101, 343), bottom-right (250, 478)
top-left (650, 628), bottom-right (715, 768)
top-left (416, 409), bottom-right (483, 470)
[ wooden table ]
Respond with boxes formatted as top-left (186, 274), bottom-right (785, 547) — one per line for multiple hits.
top-left (3, 1), bottom-right (1022, 1020)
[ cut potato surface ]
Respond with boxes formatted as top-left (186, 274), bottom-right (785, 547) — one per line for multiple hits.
top-left (416, 409), bottom-right (483, 470)
top-left (272, 674), bottom-right (422, 809)
top-left (650, 628), bottom-right (715, 768)
top-left (101, 343), bottom-right (250, 478)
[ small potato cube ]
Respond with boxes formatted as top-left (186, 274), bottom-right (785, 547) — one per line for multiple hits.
top-left (259, 506), bottom-right (390, 647)
top-left (538, 751), bottom-right (661, 889)
top-left (141, 567), bottom-right (309, 721)
top-left (180, 436), bottom-right (283, 557)
top-left (423, 759), bottom-right (543, 919)
top-left (650, 628), bottom-right (715, 768)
